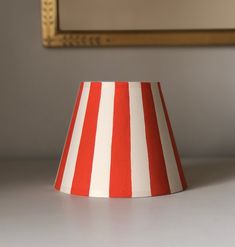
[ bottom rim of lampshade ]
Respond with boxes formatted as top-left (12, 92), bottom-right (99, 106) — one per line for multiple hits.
top-left (55, 185), bottom-right (186, 198)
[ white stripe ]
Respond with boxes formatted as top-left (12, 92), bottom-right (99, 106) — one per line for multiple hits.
top-left (89, 82), bottom-right (115, 197)
top-left (60, 82), bottom-right (91, 193)
top-left (129, 82), bottom-right (151, 197)
top-left (151, 83), bottom-right (182, 193)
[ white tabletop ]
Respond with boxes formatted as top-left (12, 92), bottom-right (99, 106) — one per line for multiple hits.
top-left (1, 158), bottom-right (235, 247)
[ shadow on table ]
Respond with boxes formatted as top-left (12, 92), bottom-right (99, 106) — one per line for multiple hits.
top-left (183, 158), bottom-right (235, 189)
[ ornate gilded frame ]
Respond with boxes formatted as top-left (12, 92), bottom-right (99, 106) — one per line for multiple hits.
top-left (41, 0), bottom-right (235, 47)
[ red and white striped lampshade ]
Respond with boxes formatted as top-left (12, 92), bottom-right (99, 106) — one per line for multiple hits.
top-left (55, 81), bottom-right (187, 197)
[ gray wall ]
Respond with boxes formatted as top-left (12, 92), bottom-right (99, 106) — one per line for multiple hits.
top-left (1, 0), bottom-right (235, 159)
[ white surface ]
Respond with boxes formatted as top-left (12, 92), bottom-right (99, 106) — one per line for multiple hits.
top-left (60, 83), bottom-right (90, 193)
top-left (1, 159), bottom-right (235, 247)
top-left (89, 83), bottom-right (114, 197)
top-left (152, 83), bottom-right (183, 192)
top-left (129, 83), bottom-right (151, 197)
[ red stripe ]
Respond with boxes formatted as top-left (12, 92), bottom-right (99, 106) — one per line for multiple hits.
top-left (71, 82), bottom-right (102, 195)
top-left (109, 82), bottom-right (132, 197)
top-left (55, 82), bottom-right (84, 190)
top-left (141, 83), bottom-right (171, 195)
top-left (157, 83), bottom-right (187, 189)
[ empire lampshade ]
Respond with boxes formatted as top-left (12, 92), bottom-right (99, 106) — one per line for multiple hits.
top-left (55, 81), bottom-right (187, 197)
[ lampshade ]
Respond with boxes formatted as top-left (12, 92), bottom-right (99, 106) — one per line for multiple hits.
top-left (55, 81), bottom-right (187, 197)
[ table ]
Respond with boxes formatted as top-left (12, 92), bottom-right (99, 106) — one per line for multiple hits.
top-left (1, 159), bottom-right (235, 247)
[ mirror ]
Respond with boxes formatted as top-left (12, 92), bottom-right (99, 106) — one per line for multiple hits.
top-left (41, 0), bottom-right (235, 47)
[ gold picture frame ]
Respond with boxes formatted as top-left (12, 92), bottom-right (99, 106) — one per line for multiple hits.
top-left (41, 0), bottom-right (235, 47)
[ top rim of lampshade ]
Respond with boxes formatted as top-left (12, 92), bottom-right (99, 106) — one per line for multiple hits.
top-left (83, 81), bottom-right (160, 83)
top-left (82, 81), bottom-right (161, 87)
